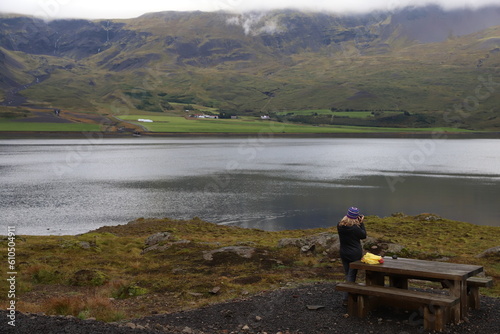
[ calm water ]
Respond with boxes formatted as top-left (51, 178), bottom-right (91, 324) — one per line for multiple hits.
top-left (1, 137), bottom-right (499, 235)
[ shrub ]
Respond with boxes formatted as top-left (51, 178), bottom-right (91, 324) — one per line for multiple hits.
top-left (30, 265), bottom-right (63, 284)
top-left (69, 270), bottom-right (109, 287)
top-left (112, 282), bottom-right (149, 299)
top-left (44, 296), bottom-right (125, 322)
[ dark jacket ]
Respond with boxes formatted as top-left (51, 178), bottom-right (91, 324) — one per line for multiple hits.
top-left (337, 222), bottom-right (367, 262)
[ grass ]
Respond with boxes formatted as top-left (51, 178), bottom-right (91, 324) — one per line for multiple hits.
top-left (117, 114), bottom-right (475, 133)
top-left (0, 215), bottom-right (498, 321)
top-left (0, 121), bottom-right (102, 132)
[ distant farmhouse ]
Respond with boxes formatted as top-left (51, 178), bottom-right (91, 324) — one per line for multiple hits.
top-left (191, 114), bottom-right (218, 119)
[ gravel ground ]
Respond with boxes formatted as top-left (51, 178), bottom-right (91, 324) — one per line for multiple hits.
top-left (1, 282), bottom-right (498, 334)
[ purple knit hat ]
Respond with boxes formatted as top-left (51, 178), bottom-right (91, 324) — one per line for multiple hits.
top-left (346, 207), bottom-right (360, 219)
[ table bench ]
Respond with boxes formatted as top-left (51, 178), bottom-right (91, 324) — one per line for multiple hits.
top-left (350, 257), bottom-right (483, 321)
top-left (336, 282), bottom-right (460, 332)
top-left (466, 277), bottom-right (494, 310)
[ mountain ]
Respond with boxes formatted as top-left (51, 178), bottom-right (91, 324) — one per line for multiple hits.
top-left (1, 5), bottom-right (500, 130)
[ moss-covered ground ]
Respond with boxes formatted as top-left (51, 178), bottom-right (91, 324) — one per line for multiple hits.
top-left (1, 214), bottom-right (498, 322)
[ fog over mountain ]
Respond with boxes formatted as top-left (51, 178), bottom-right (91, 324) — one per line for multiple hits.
top-left (1, 0), bottom-right (500, 19)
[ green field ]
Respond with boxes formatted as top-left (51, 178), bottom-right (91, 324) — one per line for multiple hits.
top-left (0, 121), bottom-right (102, 132)
top-left (118, 115), bottom-right (474, 133)
top-left (276, 109), bottom-right (405, 118)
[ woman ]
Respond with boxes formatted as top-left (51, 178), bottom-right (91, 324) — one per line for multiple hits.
top-left (337, 206), bottom-right (366, 305)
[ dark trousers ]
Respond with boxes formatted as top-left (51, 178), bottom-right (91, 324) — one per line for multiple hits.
top-left (341, 258), bottom-right (358, 300)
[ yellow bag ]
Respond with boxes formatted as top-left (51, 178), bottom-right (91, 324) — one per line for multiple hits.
top-left (361, 252), bottom-right (384, 264)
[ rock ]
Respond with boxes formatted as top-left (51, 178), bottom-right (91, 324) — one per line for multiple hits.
top-left (306, 305), bottom-right (325, 310)
top-left (210, 286), bottom-right (221, 294)
top-left (416, 213), bottom-right (442, 221)
top-left (385, 243), bottom-right (405, 254)
top-left (125, 322), bottom-right (136, 329)
top-left (362, 237), bottom-right (405, 256)
top-left (188, 292), bottom-right (203, 297)
top-left (277, 238), bottom-right (303, 248)
top-left (182, 326), bottom-right (194, 333)
top-left (361, 236), bottom-right (378, 247)
top-left (476, 246), bottom-right (500, 258)
top-left (278, 232), bottom-right (340, 254)
top-left (255, 316), bottom-right (262, 321)
top-left (301, 244), bottom-right (315, 253)
top-left (142, 239), bottom-right (190, 254)
top-left (79, 241), bottom-right (91, 249)
top-left (142, 231), bottom-right (181, 254)
top-left (203, 246), bottom-right (256, 261)
top-left (242, 324), bottom-right (250, 331)
top-left (144, 232), bottom-right (172, 246)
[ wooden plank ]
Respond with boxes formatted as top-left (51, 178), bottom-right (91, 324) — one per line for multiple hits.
top-left (466, 277), bottom-right (494, 288)
top-left (350, 258), bottom-right (483, 281)
top-left (466, 277), bottom-right (493, 310)
top-left (337, 283), bottom-right (458, 332)
top-left (336, 283), bottom-right (459, 306)
top-left (425, 305), bottom-right (445, 331)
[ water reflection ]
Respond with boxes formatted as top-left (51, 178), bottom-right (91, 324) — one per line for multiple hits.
top-left (0, 138), bottom-right (499, 235)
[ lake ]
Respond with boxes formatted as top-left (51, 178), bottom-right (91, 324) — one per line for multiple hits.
top-left (1, 137), bottom-right (499, 235)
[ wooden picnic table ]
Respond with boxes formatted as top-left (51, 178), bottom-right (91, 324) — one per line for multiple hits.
top-left (350, 257), bottom-right (483, 321)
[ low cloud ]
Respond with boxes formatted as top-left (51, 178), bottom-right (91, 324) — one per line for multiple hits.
top-left (2, 0), bottom-right (500, 20)
top-left (226, 13), bottom-right (285, 36)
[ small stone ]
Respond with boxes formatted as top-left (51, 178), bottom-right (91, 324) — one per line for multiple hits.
top-left (182, 327), bottom-right (194, 333)
top-left (154, 324), bottom-right (165, 330)
top-left (79, 241), bottom-right (91, 249)
top-left (125, 322), bottom-right (136, 329)
top-left (210, 286), bottom-right (221, 294)
top-left (242, 324), bottom-right (250, 331)
top-left (255, 316), bottom-right (262, 321)
top-left (188, 292), bottom-right (203, 297)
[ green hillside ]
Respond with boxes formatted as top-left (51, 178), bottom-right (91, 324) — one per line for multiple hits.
top-left (1, 7), bottom-right (500, 132)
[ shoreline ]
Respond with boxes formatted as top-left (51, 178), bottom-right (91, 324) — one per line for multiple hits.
top-left (2, 130), bottom-right (500, 139)
top-left (12, 213), bottom-right (500, 237)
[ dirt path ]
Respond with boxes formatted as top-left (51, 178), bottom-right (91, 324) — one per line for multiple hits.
top-left (2, 282), bottom-right (499, 334)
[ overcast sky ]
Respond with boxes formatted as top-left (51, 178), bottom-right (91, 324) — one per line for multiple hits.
top-left (1, 0), bottom-right (500, 20)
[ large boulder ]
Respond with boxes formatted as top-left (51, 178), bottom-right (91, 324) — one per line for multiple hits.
top-left (278, 233), bottom-right (405, 257)
top-left (142, 232), bottom-right (190, 254)
top-left (362, 237), bottom-right (405, 256)
top-left (203, 246), bottom-right (257, 261)
top-left (145, 232), bottom-right (172, 246)
top-left (476, 246), bottom-right (500, 258)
